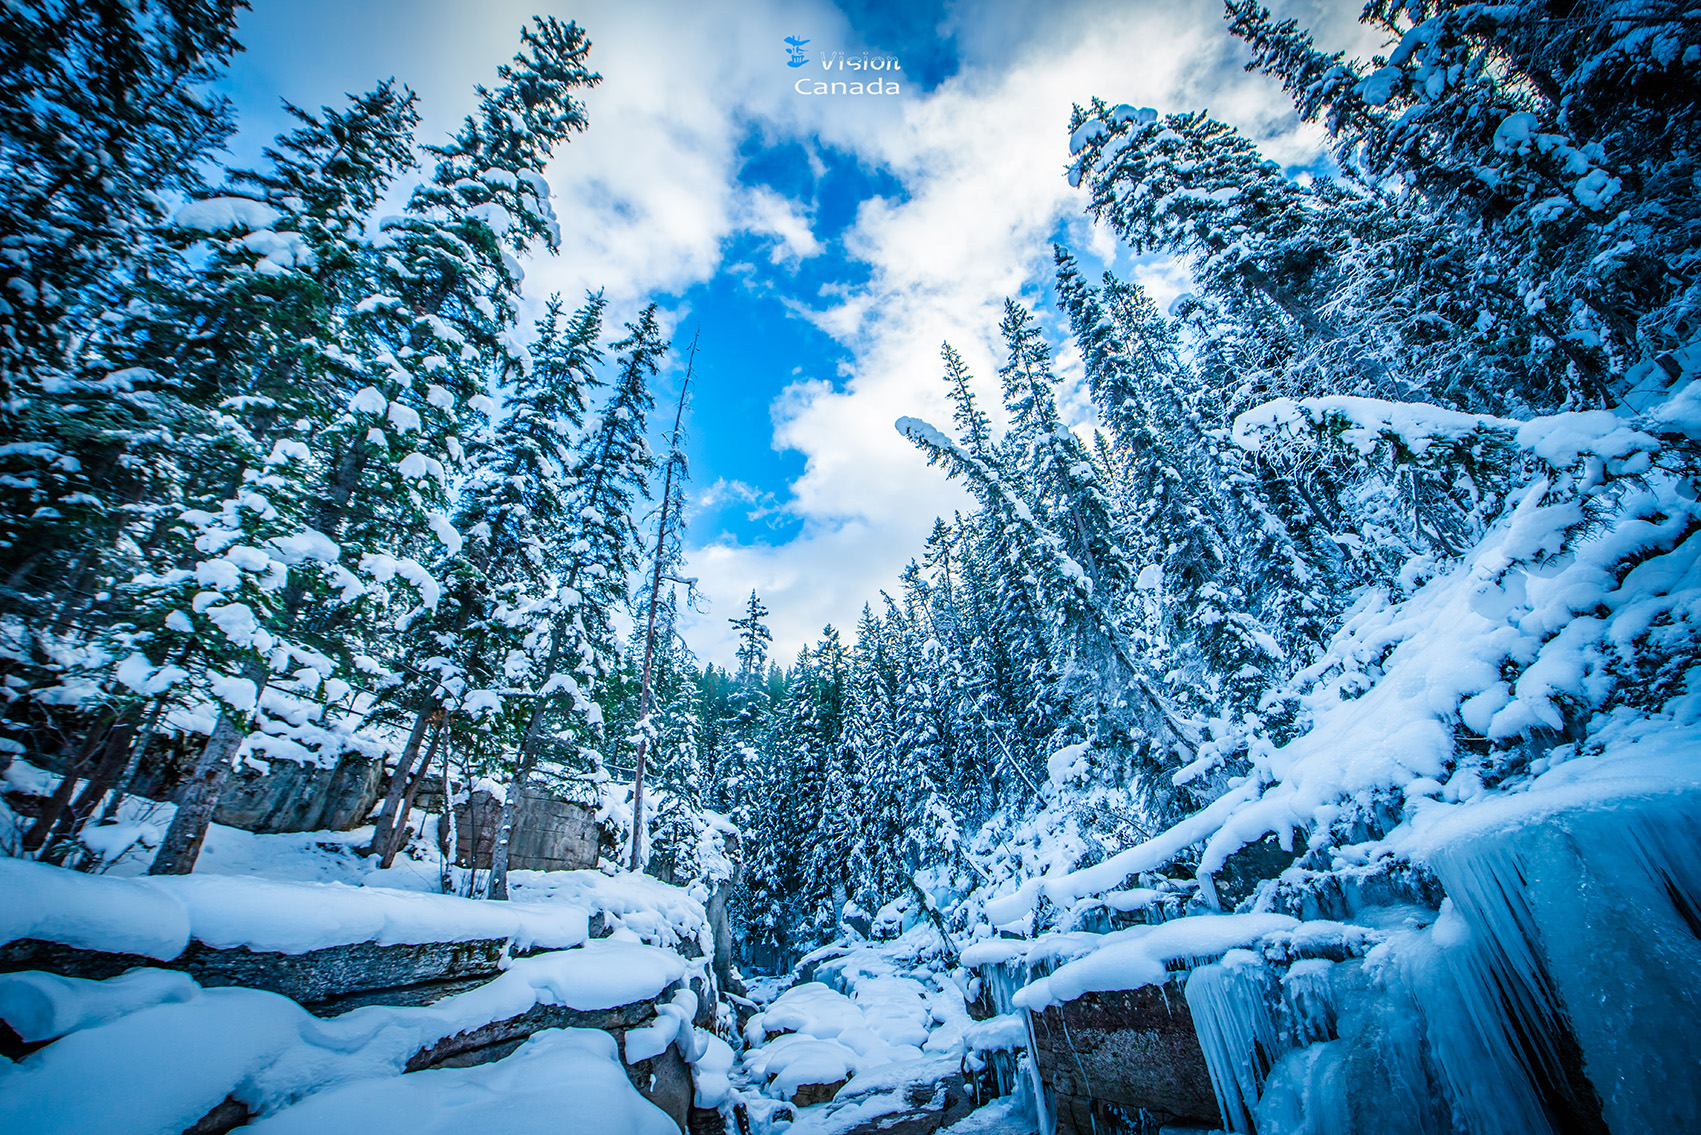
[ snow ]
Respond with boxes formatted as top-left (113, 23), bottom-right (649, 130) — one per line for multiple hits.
top-left (0, 968), bottom-right (198, 1043)
top-left (0, 944), bottom-right (687, 1135)
top-left (501, 865), bottom-right (712, 955)
top-left (692, 1033), bottom-right (735, 1108)
top-left (962, 1012), bottom-right (1028, 1054)
top-left (206, 670), bottom-right (259, 712)
top-left (174, 197), bottom-right (281, 234)
top-left (1067, 118), bottom-right (1107, 156)
top-left (1573, 168), bottom-right (1621, 210)
top-left (746, 981), bottom-right (866, 1046)
top-left (248, 1028), bottom-right (676, 1135)
top-left (268, 529), bottom-right (340, 565)
top-left (425, 510), bottom-right (462, 556)
top-left (740, 931), bottom-right (974, 1113)
top-left (385, 400), bottom-right (422, 434)
top-left (1491, 110), bottom-right (1538, 153)
top-left (1036, 457), bottom-right (1701, 912)
top-left (0, 859), bottom-right (593, 957)
top-left (1512, 409), bottom-right (1655, 468)
top-left (0, 859), bottom-right (190, 960)
top-left (1011, 914), bottom-right (1299, 1010)
top-left (240, 229), bottom-right (316, 273)
top-left (625, 985), bottom-right (699, 1062)
top-left (511, 939), bottom-right (687, 1010)
top-left (347, 386), bottom-right (387, 415)
top-left (1045, 741), bottom-right (1089, 789)
top-left (1231, 395), bottom-right (1659, 475)
top-left (193, 557), bottom-right (242, 590)
top-left (752, 1034), bottom-right (860, 1099)
top-left (1357, 65), bottom-right (1401, 105)
top-left (359, 552), bottom-right (441, 608)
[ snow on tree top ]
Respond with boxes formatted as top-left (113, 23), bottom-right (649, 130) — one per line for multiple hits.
top-left (174, 196), bottom-right (281, 234)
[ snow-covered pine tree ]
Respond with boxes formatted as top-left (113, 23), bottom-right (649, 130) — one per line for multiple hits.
top-left (1067, 102), bottom-right (1399, 400)
top-left (900, 340), bottom-right (1200, 820)
top-left (1054, 252), bottom-right (1295, 724)
top-left (34, 83), bottom-right (421, 872)
top-left (522, 304), bottom-right (665, 785)
top-left (639, 594), bottom-right (706, 886)
top-left (150, 23), bottom-right (601, 874)
top-left (710, 590), bottom-right (773, 824)
top-left (369, 293), bottom-right (607, 871)
top-left (1227, 0), bottom-right (1701, 399)
top-left (0, 0), bottom-right (240, 409)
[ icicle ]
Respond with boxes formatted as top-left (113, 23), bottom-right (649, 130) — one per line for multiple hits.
top-left (1279, 957), bottom-right (1336, 1045)
top-left (1024, 1006), bottom-right (1057, 1135)
top-left (1185, 950), bottom-right (1285, 1133)
top-left (1419, 792), bottom-right (1701, 1133)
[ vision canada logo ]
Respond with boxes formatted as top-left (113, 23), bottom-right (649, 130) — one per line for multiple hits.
top-left (784, 36), bottom-right (902, 96)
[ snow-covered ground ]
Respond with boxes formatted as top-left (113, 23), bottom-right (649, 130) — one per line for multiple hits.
top-left (732, 926), bottom-right (1038, 1135)
top-left (0, 785), bottom-right (726, 1135)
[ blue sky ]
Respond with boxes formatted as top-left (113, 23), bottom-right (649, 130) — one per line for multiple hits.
top-left (216, 0), bottom-right (1377, 665)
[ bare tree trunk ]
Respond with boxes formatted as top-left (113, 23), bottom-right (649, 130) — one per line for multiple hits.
top-left (487, 767), bottom-right (522, 900)
top-left (41, 715), bottom-right (138, 865)
top-left (379, 722), bottom-right (444, 868)
top-left (438, 739), bottom-right (457, 895)
top-left (628, 336), bottom-right (696, 875)
top-left (147, 705), bottom-right (249, 875)
top-left (627, 729), bottom-right (651, 875)
top-left (367, 701), bottom-right (439, 856)
top-left (21, 710), bottom-right (115, 854)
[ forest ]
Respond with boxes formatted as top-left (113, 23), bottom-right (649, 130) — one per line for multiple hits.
top-left (2, 2), bottom-right (1699, 1134)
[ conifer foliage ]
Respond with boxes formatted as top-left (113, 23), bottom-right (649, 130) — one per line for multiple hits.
top-left (0, 15), bottom-right (729, 890)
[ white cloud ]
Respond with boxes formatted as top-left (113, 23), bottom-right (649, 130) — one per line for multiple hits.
top-left (677, 0), bottom-right (1343, 665)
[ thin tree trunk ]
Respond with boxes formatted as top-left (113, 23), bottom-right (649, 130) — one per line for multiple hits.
top-left (97, 696), bottom-right (168, 828)
top-left (46, 543), bottom-right (100, 638)
top-left (627, 335), bottom-right (696, 875)
top-left (366, 701), bottom-right (438, 856)
top-left (379, 722), bottom-right (444, 868)
top-left (438, 739), bottom-right (457, 894)
top-left (487, 751), bottom-right (533, 900)
top-left (487, 778), bottom-right (518, 900)
top-left (147, 704), bottom-right (250, 875)
top-left (21, 710), bottom-right (115, 854)
top-left (41, 715), bottom-right (138, 866)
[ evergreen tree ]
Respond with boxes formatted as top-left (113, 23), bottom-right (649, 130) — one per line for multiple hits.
top-left (149, 22), bottom-right (601, 874)
top-left (0, 0), bottom-right (242, 407)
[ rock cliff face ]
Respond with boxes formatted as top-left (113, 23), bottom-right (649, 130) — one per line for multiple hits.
top-left (0, 935), bottom-right (510, 1017)
top-left (1028, 983), bottom-right (1219, 1132)
top-left (211, 752), bottom-right (384, 835)
top-left (452, 786), bottom-right (599, 872)
top-left (19, 732), bottom-right (387, 836)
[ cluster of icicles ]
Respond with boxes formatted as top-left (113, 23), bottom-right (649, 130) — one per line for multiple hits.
top-left (973, 793), bottom-right (1701, 1134)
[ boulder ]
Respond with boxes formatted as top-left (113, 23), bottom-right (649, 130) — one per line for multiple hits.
top-left (1214, 832), bottom-right (1308, 909)
top-left (1028, 982), bottom-right (1221, 1133)
top-left (629, 1041), bottom-right (694, 1132)
top-left (687, 1105), bottom-right (727, 1135)
top-left (792, 1078), bottom-right (847, 1107)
